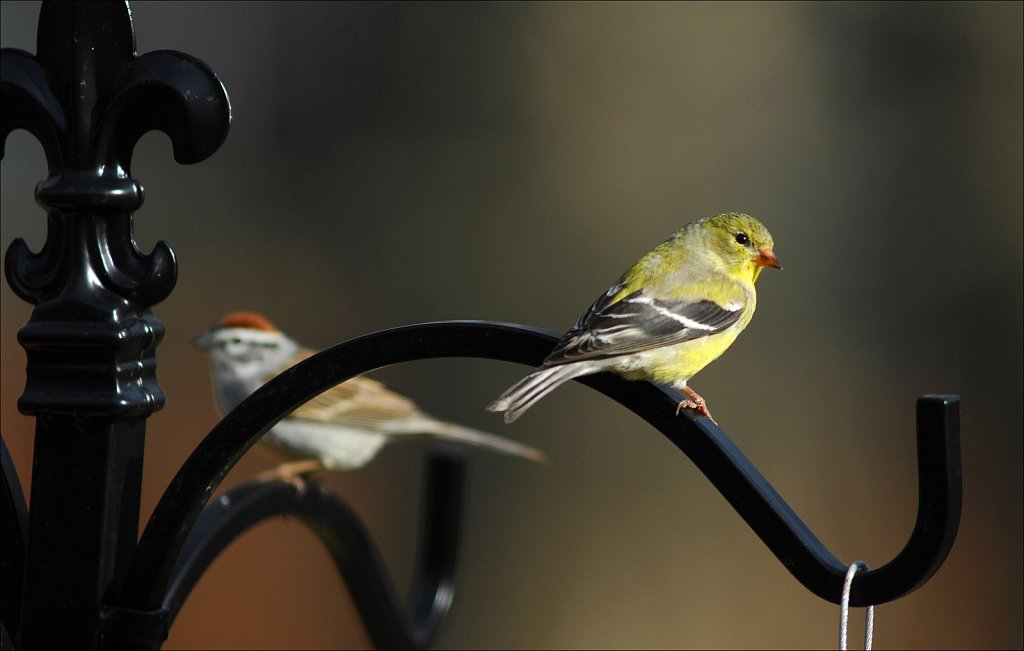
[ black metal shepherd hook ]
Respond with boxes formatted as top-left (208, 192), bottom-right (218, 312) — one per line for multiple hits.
top-left (1, 2), bottom-right (962, 649)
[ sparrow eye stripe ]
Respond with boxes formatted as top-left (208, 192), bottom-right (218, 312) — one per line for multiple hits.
top-left (216, 330), bottom-right (281, 350)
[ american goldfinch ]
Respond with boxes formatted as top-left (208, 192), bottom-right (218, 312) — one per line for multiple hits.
top-left (194, 312), bottom-right (545, 478)
top-left (487, 212), bottom-right (781, 424)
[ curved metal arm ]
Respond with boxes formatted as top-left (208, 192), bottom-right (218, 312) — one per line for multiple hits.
top-left (117, 321), bottom-right (961, 643)
top-left (163, 449), bottom-right (464, 649)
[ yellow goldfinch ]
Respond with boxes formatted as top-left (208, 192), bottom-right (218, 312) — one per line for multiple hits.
top-left (487, 212), bottom-right (781, 424)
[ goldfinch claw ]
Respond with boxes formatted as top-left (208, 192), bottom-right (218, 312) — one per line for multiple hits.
top-left (677, 387), bottom-right (717, 425)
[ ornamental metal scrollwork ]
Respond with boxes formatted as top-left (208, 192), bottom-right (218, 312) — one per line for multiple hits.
top-left (2, 0), bottom-right (230, 417)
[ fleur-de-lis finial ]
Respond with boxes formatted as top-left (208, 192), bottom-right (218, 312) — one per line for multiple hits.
top-left (1, 0), bottom-right (231, 417)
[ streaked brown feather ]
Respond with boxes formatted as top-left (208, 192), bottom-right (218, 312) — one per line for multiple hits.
top-left (267, 349), bottom-right (423, 428)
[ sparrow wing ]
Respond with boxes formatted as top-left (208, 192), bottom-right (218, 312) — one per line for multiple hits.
top-left (298, 376), bottom-right (548, 460)
top-left (267, 350), bottom-right (545, 462)
top-left (267, 350), bottom-right (423, 428)
top-left (545, 288), bottom-right (743, 364)
top-left (291, 376), bottom-right (422, 428)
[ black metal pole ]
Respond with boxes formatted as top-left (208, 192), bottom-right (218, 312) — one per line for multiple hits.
top-left (1, 1), bottom-right (229, 646)
top-left (20, 418), bottom-right (147, 647)
top-left (0, 438), bottom-right (29, 647)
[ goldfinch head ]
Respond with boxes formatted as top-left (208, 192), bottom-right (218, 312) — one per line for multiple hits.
top-left (698, 212), bottom-right (781, 281)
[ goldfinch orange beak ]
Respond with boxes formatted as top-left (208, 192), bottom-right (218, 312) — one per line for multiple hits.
top-left (754, 248), bottom-right (782, 270)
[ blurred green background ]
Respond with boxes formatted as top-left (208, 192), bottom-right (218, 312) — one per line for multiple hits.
top-left (2, 1), bottom-right (1021, 648)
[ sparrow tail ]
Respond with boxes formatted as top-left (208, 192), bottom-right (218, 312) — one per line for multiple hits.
top-left (389, 416), bottom-right (546, 462)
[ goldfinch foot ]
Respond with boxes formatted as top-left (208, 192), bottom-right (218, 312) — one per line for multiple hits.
top-left (677, 387), bottom-right (717, 424)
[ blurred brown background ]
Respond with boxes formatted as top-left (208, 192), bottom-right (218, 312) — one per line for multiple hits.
top-left (2, 1), bottom-right (1021, 648)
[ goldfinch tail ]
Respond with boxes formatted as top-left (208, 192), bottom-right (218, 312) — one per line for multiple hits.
top-left (486, 364), bottom-right (587, 424)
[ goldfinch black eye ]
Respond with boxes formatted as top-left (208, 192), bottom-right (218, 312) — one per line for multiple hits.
top-left (735, 233), bottom-right (749, 245)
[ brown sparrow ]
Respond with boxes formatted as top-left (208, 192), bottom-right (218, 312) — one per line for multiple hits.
top-left (194, 312), bottom-right (544, 478)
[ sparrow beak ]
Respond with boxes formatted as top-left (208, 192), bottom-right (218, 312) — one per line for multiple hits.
top-left (191, 330), bottom-right (214, 349)
top-left (754, 248), bottom-right (782, 270)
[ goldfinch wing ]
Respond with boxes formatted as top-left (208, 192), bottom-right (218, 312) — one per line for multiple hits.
top-left (545, 287), bottom-right (743, 363)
